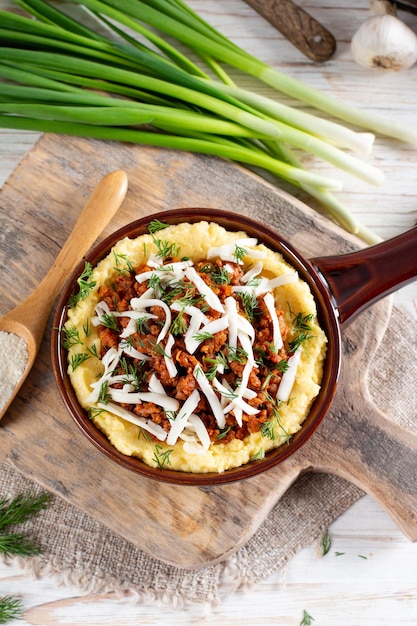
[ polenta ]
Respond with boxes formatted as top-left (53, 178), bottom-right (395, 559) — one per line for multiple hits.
top-left (64, 221), bottom-right (327, 473)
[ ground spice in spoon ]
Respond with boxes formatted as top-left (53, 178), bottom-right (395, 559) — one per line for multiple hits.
top-left (0, 331), bottom-right (28, 412)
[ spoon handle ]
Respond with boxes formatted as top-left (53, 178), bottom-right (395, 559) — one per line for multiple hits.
top-left (243, 0), bottom-right (336, 62)
top-left (4, 170), bottom-right (128, 348)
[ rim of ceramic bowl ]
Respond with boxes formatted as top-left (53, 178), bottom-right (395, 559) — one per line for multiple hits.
top-left (51, 208), bottom-right (342, 485)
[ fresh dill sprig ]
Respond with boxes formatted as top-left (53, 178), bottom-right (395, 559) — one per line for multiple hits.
top-left (233, 244), bottom-right (247, 264)
top-left (0, 595), bottom-right (24, 624)
top-left (98, 380), bottom-right (110, 404)
top-left (260, 419), bottom-right (275, 440)
top-left (87, 343), bottom-right (99, 359)
top-left (62, 324), bottom-right (83, 350)
top-left (165, 410), bottom-right (177, 422)
top-left (322, 529), bottom-right (332, 556)
top-left (152, 444), bottom-right (173, 469)
top-left (292, 309), bottom-right (314, 332)
top-left (199, 263), bottom-right (231, 285)
top-left (82, 317), bottom-right (91, 338)
top-left (236, 291), bottom-right (258, 322)
top-left (0, 532), bottom-right (42, 558)
top-left (137, 337), bottom-right (169, 357)
top-left (136, 316), bottom-right (151, 335)
top-left (118, 356), bottom-right (145, 390)
top-left (69, 262), bottom-right (96, 307)
top-left (148, 219), bottom-right (170, 234)
top-left (216, 426), bottom-right (231, 440)
top-left (226, 345), bottom-right (248, 363)
top-left (193, 331), bottom-right (214, 342)
top-left (277, 359), bottom-right (289, 373)
top-left (262, 393), bottom-right (291, 443)
top-left (0, 492), bottom-right (51, 559)
top-left (217, 387), bottom-right (238, 400)
top-left (113, 250), bottom-right (133, 274)
top-left (99, 312), bottom-right (120, 332)
top-left (288, 306), bottom-right (315, 352)
top-left (245, 276), bottom-right (261, 287)
top-left (0, 493), bottom-right (51, 532)
top-left (174, 288), bottom-right (206, 309)
top-left (69, 352), bottom-right (91, 371)
top-left (288, 331), bottom-right (313, 353)
top-left (251, 447), bottom-right (265, 461)
top-left (300, 609), bottom-right (315, 625)
top-left (148, 272), bottom-right (162, 292)
top-left (138, 428), bottom-right (152, 442)
top-left (170, 309), bottom-right (188, 336)
top-left (204, 353), bottom-right (228, 380)
top-left (152, 235), bottom-right (180, 260)
top-left (88, 407), bottom-right (106, 419)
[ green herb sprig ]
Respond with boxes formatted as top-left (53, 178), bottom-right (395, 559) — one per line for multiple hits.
top-left (151, 236), bottom-right (180, 260)
top-left (288, 307), bottom-right (315, 352)
top-left (1, 1), bottom-right (410, 243)
top-left (233, 244), bottom-right (247, 264)
top-left (69, 352), bottom-right (91, 371)
top-left (62, 324), bottom-right (83, 350)
top-left (148, 219), bottom-right (169, 234)
top-left (0, 493), bottom-right (43, 622)
top-left (69, 262), bottom-right (96, 308)
top-left (0, 492), bottom-right (51, 558)
top-left (0, 596), bottom-right (24, 624)
top-left (322, 529), bottom-right (331, 556)
top-left (300, 609), bottom-right (315, 625)
top-left (152, 444), bottom-right (173, 468)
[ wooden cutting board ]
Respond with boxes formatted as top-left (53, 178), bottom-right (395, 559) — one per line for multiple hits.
top-left (1, 135), bottom-right (417, 569)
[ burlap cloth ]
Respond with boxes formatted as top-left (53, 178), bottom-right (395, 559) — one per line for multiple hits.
top-left (1, 303), bottom-right (416, 607)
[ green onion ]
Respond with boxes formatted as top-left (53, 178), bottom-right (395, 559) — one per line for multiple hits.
top-left (1, 0), bottom-right (414, 243)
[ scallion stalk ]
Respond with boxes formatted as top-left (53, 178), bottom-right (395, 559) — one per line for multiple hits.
top-left (1, 0), bottom-right (413, 242)
top-left (80, 0), bottom-right (417, 144)
top-left (0, 114), bottom-right (343, 190)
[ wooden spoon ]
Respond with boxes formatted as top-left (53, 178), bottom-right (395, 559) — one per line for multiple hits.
top-left (0, 169), bottom-right (128, 419)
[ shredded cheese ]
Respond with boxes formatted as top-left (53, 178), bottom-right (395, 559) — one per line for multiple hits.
top-left (185, 266), bottom-right (224, 313)
top-left (193, 365), bottom-right (226, 428)
top-left (277, 347), bottom-right (302, 402)
top-left (99, 401), bottom-right (167, 441)
top-left (84, 233), bottom-right (308, 458)
top-left (207, 238), bottom-right (266, 264)
top-left (164, 333), bottom-right (178, 378)
top-left (166, 388), bottom-right (200, 445)
top-left (129, 297), bottom-right (171, 344)
top-left (263, 292), bottom-right (283, 351)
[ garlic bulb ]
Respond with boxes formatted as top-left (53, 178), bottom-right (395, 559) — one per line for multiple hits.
top-left (351, 0), bottom-right (417, 71)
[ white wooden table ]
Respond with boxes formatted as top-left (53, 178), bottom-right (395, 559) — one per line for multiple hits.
top-left (1, 1), bottom-right (417, 624)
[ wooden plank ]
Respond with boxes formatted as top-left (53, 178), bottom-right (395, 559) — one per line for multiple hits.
top-left (1, 134), bottom-right (416, 569)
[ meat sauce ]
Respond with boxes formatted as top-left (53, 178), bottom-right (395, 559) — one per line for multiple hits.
top-left (96, 255), bottom-right (292, 445)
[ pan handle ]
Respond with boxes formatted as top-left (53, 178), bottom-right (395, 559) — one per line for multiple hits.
top-left (310, 226), bottom-right (417, 326)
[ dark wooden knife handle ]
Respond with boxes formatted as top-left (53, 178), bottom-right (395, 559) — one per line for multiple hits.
top-left (244, 0), bottom-right (336, 62)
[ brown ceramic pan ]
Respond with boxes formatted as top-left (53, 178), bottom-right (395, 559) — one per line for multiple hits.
top-left (52, 209), bottom-right (417, 488)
